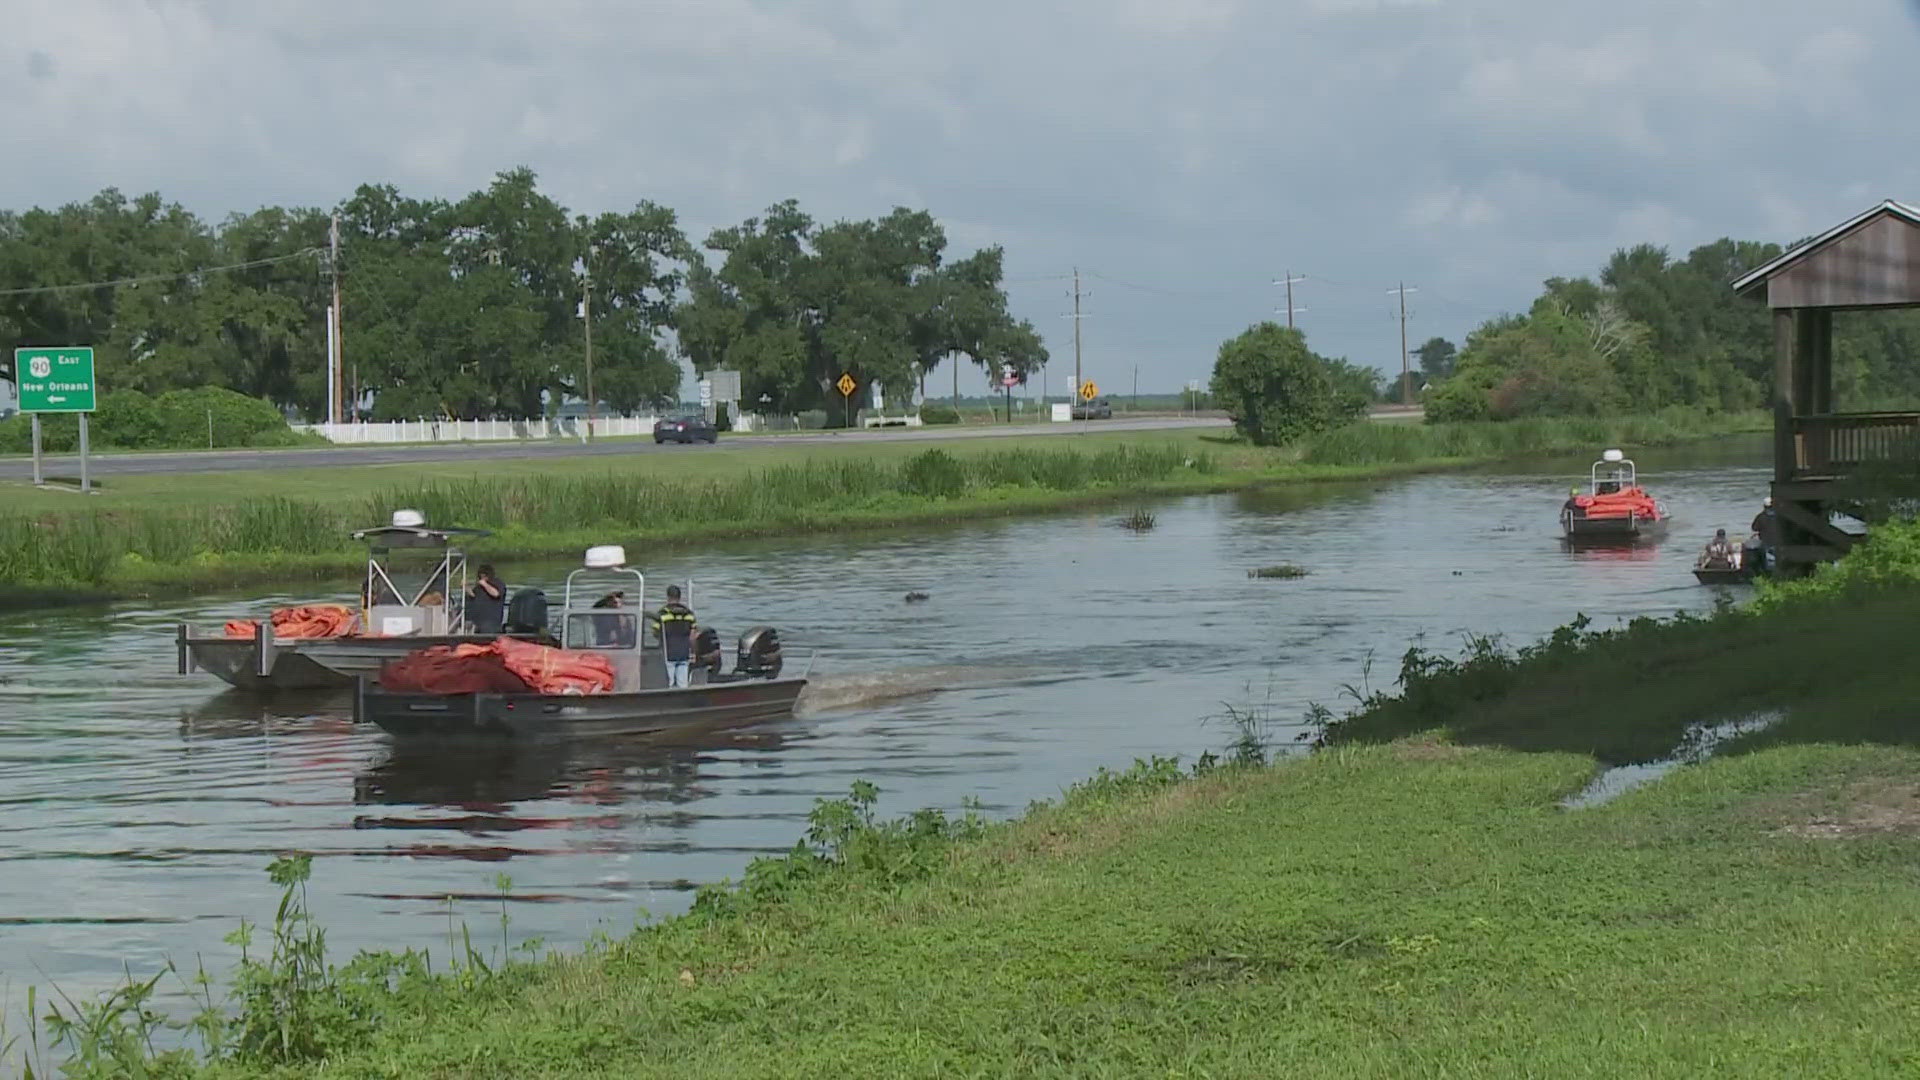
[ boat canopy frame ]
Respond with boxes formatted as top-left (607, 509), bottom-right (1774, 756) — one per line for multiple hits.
top-left (349, 523), bottom-right (493, 637)
top-left (1587, 451), bottom-right (1638, 495)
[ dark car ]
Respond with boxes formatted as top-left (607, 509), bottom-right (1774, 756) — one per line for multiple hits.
top-left (653, 412), bottom-right (717, 444)
top-left (1072, 396), bottom-right (1113, 420)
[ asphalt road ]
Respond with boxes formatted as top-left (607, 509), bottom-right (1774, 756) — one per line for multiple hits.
top-left (0, 415), bottom-right (1235, 478)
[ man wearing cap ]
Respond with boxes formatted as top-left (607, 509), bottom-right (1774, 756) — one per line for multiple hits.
top-left (655, 585), bottom-right (698, 687)
top-left (1747, 497), bottom-right (1781, 573)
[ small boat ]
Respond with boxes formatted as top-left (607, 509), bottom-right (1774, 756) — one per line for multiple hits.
top-left (1560, 449), bottom-right (1669, 540)
top-left (354, 545), bottom-right (812, 740)
top-left (176, 510), bottom-right (553, 691)
top-left (1691, 564), bottom-right (1754, 586)
top-left (1692, 536), bottom-right (1762, 586)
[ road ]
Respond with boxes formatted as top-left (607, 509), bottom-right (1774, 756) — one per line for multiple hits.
top-left (0, 415), bottom-right (1234, 478)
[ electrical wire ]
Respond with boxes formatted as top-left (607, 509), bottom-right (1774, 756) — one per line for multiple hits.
top-left (0, 249), bottom-right (323, 298)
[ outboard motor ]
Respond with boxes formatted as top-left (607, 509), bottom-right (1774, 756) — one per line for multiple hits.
top-left (736, 627), bottom-right (784, 678)
top-left (692, 626), bottom-right (723, 677)
top-left (504, 588), bottom-right (549, 635)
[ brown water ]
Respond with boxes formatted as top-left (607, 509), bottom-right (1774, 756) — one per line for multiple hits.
top-left (0, 440), bottom-right (1770, 998)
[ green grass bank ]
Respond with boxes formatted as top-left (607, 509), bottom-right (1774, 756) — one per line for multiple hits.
top-left (0, 409), bottom-right (1768, 605)
top-left (16, 567), bottom-right (1917, 1077)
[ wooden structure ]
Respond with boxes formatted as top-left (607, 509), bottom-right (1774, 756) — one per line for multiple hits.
top-left (1733, 200), bottom-right (1920, 575)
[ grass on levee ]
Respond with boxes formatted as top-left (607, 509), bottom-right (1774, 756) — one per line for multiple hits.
top-left (0, 428), bottom-right (1224, 512)
top-left (206, 749), bottom-right (1920, 1077)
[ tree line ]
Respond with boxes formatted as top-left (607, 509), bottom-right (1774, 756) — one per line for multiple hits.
top-left (1420, 238), bottom-right (1920, 422)
top-left (0, 168), bottom-right (1044, 423)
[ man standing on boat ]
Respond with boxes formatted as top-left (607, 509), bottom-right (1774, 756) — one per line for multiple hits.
top-left (655, 585), bottom-right (698, 687)
top-left (1747, 497), bottom-right (1781, 573)
top-left (468, 564), bottom-right (507, 634)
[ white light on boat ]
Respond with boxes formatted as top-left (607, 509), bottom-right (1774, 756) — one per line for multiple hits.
top-left (391, 508), bottom-right (426, 528)
top-left (1601, 449), bottom-right (1625, 463)
top-left (584, 545), bottom-right (627, 569)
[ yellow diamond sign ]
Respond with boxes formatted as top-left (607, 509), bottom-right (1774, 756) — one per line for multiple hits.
top-left (836, 372), bottom-right (857, 397)
top-left (1079, 380), bottom-right (1099, 401)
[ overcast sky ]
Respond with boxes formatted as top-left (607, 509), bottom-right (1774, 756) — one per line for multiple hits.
top-left (8, 0), bottom-right (1919, 395)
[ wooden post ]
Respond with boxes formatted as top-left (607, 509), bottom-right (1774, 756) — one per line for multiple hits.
top-left (1773, 309), bottom-right (1796, 484)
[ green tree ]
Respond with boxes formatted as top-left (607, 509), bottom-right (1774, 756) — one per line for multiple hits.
top-left (678, 201), bottom-right (1042, 424)
top-left (1415, 337), bottom-right (1457, 384)
top-left (1209, 323), bottom-right (1368, 445)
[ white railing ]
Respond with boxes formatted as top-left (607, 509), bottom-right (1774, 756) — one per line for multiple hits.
top-left (295, 416), bottom-right (661, 444)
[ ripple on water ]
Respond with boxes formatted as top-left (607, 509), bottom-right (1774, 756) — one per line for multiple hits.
top-left (0, 448), bottom-right (1775, 992)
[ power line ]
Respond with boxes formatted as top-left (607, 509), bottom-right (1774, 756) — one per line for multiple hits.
top-left (0, 249), bottom-right (324, 299)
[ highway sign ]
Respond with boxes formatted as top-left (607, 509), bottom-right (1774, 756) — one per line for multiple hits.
top-left (16, 347), bottom-right (96, 412)
top-left (836, 372), bottom-right (857, 397)
top-left (1079, 380), bottom-right (1099, 401)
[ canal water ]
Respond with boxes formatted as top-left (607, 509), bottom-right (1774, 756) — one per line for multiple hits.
top-left (0, 440), bottom-right (1770, 997)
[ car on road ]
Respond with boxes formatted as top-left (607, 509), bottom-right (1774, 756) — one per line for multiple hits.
top-left (1071, 397), bottom-right (1113, 420)
top-left (654, 412), bottom-right (718, 444)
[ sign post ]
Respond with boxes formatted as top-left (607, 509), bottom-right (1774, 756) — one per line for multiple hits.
top-left (1078, 379), bottom-right (1099, 421)
top-left (836, 371), bottom-right (857, 429)
top-left (15, 347), bottom-right (98, 492)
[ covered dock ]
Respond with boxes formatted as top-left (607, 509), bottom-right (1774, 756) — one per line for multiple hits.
top-left (1733, 199), bottom-right (1920, 576)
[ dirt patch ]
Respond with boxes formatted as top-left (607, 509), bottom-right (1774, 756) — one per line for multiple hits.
top-left (994, 776), bottom-right (1241, 863)
top-left (1766, 779), bottom-right (1920, 839)
top-left (1392, 735), bottom-right (1470, 762)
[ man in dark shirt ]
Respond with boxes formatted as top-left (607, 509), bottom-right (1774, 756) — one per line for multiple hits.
top-left (1749, 497), bottom-right (1781, 572)
top-left (467, 564), bottom-right (507, 634)
top-left (655, 585), bottom-right (697, 687)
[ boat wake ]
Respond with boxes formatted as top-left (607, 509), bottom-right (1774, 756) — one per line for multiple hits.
top-left (796, 664), bottom-right (1058, 715)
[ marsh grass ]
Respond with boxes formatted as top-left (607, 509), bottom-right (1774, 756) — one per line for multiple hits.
top-left (0, 445), bottom-right (1212, 590)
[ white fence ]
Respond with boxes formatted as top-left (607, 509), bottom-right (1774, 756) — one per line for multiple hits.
top-left (295, 416), bottom-right (661, 444)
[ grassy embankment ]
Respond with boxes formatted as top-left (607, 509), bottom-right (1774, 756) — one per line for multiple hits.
top-left (0, 408), bottom-right (1768, 604)
top-left (19, 525), bottom-right (1918, 1078)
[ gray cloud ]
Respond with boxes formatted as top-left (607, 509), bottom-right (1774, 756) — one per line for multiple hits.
top-left (6, 0), bottom-right (1918, 392)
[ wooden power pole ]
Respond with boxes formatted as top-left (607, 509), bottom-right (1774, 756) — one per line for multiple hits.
top-left (1389, 282), bottom-right (1418, 406)
top-left (330, 213), bottom-right (343, 424)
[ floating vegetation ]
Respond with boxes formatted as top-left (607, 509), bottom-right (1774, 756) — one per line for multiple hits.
top-left (1248, 564), bottom-right (1308, 579)
top-left (1119, 508), bottom-right (1157, 532)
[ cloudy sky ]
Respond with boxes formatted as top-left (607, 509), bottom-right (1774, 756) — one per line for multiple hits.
top-left (7, 0), bottom-right (1919, 395)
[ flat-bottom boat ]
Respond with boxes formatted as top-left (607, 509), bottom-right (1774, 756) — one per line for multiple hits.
top-left (355, 547), bottom-right (811, 740)
top-left (177, 512), bottom-right (552, 691)
top-left (1560, 449), bottom-right (1669, 541)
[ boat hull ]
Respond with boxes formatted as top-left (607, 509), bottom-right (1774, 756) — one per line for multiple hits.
top-left (179, 628), bottom-right (551, 692)
top-left (354, 676), bottom-right (810, 739)
top-left (1561, 510), bottom-right (1664, 539)
top-left (1693, 565), bottom-right (1756, 585)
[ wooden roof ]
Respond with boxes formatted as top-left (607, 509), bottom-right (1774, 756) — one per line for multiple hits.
top-left (1734, 200), bottom-right (1920, 310)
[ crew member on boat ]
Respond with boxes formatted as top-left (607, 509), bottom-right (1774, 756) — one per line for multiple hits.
top-left (655, 585), bottom-right (698, 687)
top-left (468, 564), bottom-right (507, 634)
top-left (1746, 497), bottom-right (1780, 572)
top-left (1700, 529), bottom-right (1737, 570)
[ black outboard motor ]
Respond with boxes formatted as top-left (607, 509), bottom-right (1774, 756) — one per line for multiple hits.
top-left (736, 627), bottom-right (784, 678)
top-left (504, 588), bottom-right (548, 635)
top-left (692, 626), bottom-right (723, 678)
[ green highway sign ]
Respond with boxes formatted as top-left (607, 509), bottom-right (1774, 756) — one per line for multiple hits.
top-left (15, 347), bottom-right (97, 412)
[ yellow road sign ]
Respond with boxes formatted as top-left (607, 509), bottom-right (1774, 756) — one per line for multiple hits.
top-left (1079, 380), bottom-right (1099, 401)
top-left (836, 372), bottom-right (856, 397)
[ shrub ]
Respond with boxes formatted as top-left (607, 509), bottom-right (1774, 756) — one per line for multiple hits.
top-left (899, 448), bottom-right (968, 499)
top-left (1209, 322), bottom-right (1369, 446)
top-left (918, 404), bottom-right (961, 425)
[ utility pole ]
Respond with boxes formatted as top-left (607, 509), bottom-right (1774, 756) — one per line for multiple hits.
top-left (330, 213), bottom-right (343, 424)
top-left (1062, 268), bottom-right (1090, 419)
top-left (1389, 282), bottom-right (1418, 407)
top-left (1273, 272), bottom-right (1307, 329)
top-left (1132, 364), bottom-right (1138, 413)
top-left (582, 265), bottom-right (595, 442)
